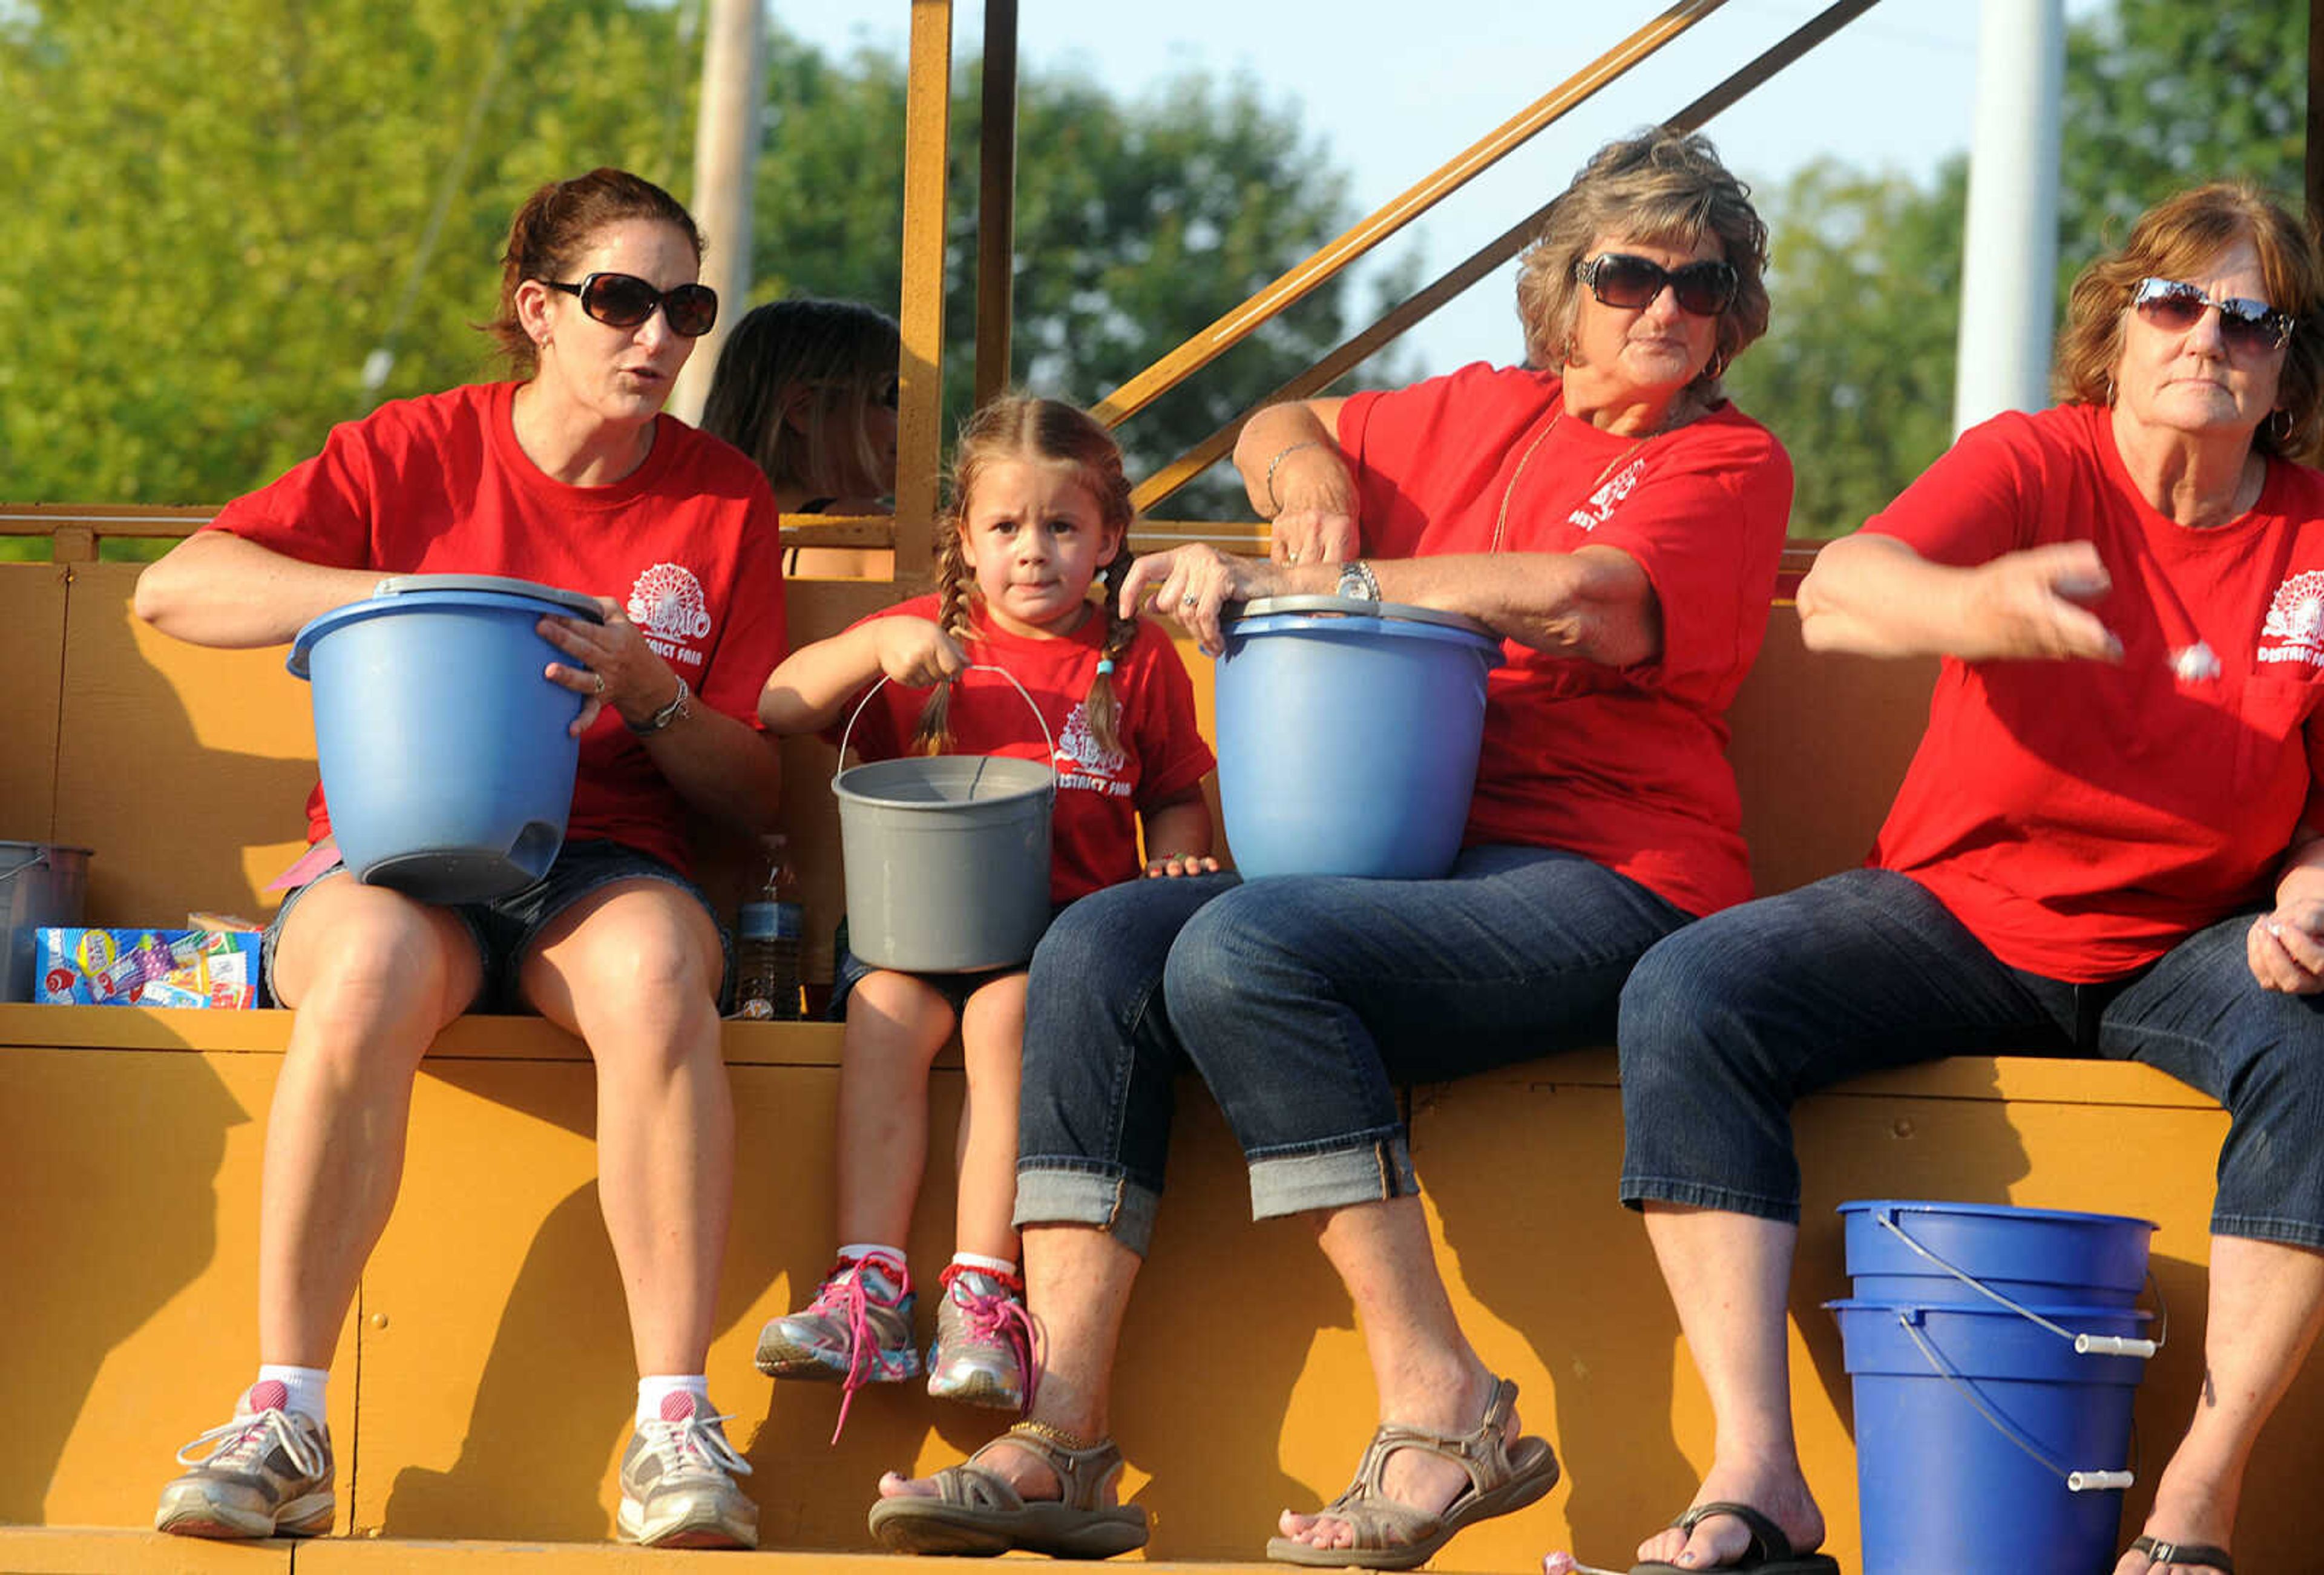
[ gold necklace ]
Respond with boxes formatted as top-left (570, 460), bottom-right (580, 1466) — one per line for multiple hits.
top-left (1489, 409), bottom-right (1654, 552)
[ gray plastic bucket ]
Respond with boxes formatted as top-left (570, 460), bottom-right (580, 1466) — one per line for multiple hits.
top-left (2, 842), bottom-right (92, 1002)
top-left (833, 667), bottom-right (1055, 973)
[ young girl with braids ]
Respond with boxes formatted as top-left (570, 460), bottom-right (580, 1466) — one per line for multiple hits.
top-left (753, 395), bottom-right (1216, 1434)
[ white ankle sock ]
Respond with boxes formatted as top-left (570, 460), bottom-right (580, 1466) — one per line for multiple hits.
top-left (950, 1251), bottom-right (1017, 1278)
top-left (255, 1364), bottom-right (329, 1422)
top-left (637, 1374), bottom-right (711, 1427)
top-left (838, 1241), bottom-right (907, 1268)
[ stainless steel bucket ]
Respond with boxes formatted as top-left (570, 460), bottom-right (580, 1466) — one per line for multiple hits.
top-left (1, 841), bottom-right (93, 1002)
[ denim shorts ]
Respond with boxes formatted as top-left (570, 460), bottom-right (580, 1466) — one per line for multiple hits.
top-left (828, 945), bottom-right (1023, 1019)
top-left (263, 838), bottom-right (730, 1014)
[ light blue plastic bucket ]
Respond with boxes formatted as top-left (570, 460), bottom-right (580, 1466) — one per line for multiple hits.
top-left (289, 574), bottom-right (603, 903)
top-left (1842, 1199), bottom-right (2155, 1309)
top-left (1831, 1199), bottom-right (2162, 1575)
top-left (1213, 596), bottom-right (1503, 880)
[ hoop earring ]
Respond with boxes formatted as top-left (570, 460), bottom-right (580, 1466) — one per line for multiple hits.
top-left (2102, 375), bottom-right (2116, 407)
top-left (1704, 350), bottom-right (1729, 381)
top-left (2266, 407), bottom-right (2294, 445)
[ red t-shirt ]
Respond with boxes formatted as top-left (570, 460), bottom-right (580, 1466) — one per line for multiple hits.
top-left (1866, 402), bottom-right (2324, 982)
top-left (206, 381), bottom-right (788, 875)
top-left (834, 595), bottom-right (1215, 904)
top-left (1335, 361), bottom-right (1793, 916)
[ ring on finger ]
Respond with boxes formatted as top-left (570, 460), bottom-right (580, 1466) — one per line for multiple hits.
top-left (1181, 594), bottom-right (1200, 608)
top-left (592, 671), bottom-right (606, 695)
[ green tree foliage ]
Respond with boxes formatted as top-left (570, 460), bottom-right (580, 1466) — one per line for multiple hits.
top-left (1, 4), bottom-right (1404, 518)
top-left (743, 35), bottom-right (1413, 515)
top-left (1728, 0), bottom-right (2306, 538)
top-left (2, 0), bottom-right (699, 506)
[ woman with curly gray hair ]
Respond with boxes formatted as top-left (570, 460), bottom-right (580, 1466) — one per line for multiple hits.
top-left (868, 125), bottom-right (1793, 1571)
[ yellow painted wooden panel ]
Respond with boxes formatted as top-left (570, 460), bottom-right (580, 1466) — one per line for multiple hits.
top-left (1727, 607), bottom-right (1939, 899)
top-left (50, 564), bottom-right (316, 926)
top-left (300, 1545), bottom-right (1292, 1573)
top-left (0, 1525), bottom-right (294, 1571)
top-left (0, 564), bottom-right (68, 842)
top-left (1414, 1067), bottom-right (2320, 1573)
top-left (0, 1047), bottom-right (358, 1533)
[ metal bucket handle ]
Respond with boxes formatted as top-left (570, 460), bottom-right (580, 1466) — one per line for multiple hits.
top-left (1890, 1307), bottom-right (2136, 1494)
top-left (0, 848), bottom-right (52, 884)
top-left (835, 663), bottom-right (1057, 797)
top-left (1874, 1205), bottom-right (2165, 1358)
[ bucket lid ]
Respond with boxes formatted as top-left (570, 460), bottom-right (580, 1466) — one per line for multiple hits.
top-left (288, 577), bottom-right (605, 678)
top-left (376, 574), bottom-right (604, 620)
top-left (1230, 594), bottom-right (1497, 640)
top-left (1840, 1199), bottom-right (2159, 1233)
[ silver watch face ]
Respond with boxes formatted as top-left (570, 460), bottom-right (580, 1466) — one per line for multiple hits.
top-left (1337, 564), bottom-right (1378, 600)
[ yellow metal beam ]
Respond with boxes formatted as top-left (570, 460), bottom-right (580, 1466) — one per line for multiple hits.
top-left (894, 1), bottom-right (954, 584)
top-left (1091, 0), bottom-right (1732, 430)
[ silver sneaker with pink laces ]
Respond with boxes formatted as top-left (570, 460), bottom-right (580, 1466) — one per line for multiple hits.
top-left (754, 1252), bottom-right (917, 1439)
top-left (925, 1263), bottom-right (1039, 1411)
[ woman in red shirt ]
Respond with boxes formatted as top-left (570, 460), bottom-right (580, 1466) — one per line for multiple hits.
top-left (1617, 182), bottom-right (2324, 1575)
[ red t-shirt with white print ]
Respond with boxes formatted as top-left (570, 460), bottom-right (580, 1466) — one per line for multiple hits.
top-left (205, 380), bottom-right (787, 876)
top-left (1866, 401), bottom-right (2324, 982)
top-left (835, 594), bottom-right (1215, 904)
top-left (1335, 361), bottom-right (1793, 917)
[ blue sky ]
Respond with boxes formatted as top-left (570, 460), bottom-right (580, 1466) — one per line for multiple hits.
top-left (775, 0), bottom-right (2108, 378)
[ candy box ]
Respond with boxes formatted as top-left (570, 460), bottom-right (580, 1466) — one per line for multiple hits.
top-left (34, 927), bottom-right (261, 1008)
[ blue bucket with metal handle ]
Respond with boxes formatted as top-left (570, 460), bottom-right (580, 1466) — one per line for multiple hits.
top-left (1833, 1200), bottom-right (2162, 1574)
top-left (1212, 595), bottom-right (1503, 880)
top-left (289, 573), bottom-right (603, 904)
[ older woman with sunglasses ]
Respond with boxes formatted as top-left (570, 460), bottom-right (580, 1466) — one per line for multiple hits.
top-left (1607, 182), bottom-right (2324, 1575)
top-left (868, 127), bottom-right (1791, 1570)
top-left (134, 168), bottom-right (785, 1551)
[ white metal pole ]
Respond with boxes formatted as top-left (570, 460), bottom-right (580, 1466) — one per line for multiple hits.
top-left (1952, 0), bottom-right (2066, 435)
top-left (669, 0), bottom-right (764, 427)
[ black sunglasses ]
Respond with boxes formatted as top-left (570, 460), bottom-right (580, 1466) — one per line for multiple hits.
top-left (1575, 252), bottom-right (1739, 317)
top-left (2132, 276), bottom-right (2294, 355)
top-left (545, 272), bottom-right (719, 338)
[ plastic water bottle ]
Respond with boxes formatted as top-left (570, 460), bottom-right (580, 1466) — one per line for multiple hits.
top-left (732, 835), bottom-right (804, 1021)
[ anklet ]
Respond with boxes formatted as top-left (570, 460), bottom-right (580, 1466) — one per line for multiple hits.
top-left (1009, 1418), bottom-right (1093, 1453)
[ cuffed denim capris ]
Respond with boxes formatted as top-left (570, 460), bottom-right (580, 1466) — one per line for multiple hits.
top-left (1016, 846), bottom-right (1692, 1253)
top-left (1618, 867), bottom-right (2324, 1247)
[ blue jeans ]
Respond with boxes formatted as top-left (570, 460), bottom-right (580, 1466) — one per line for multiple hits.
top-left (1618, 867), bottom-right (2324, 1246)
top-left (1016, 847), bottom-right (1693, 1253)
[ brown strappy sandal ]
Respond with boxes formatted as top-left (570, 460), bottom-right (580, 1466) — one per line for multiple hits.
top-left (865, 1419), bottom-right (1149, 1558)
top-left (1264, 1375), bottom-right (1560, 1570)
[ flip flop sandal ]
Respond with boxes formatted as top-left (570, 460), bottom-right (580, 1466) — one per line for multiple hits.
top-left (1264, 1375), bottom-right (1560, 1570)
top-left (2130, 1535), bottom-right (2236, 1573)
top-left (865, 1421), bottom-right (1148, 1558)
top-left (1630, 1501), bottom-right (1840, 1574)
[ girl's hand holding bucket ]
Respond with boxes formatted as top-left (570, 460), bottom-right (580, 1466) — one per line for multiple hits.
top-left (871, 617), bottom-right (971, 689)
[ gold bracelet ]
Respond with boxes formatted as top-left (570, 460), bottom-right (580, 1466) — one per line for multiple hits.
top-left (1008, 1418), bottom-right (1094, 1453)
top-left (1262, 439), bottom-right (1327, 517)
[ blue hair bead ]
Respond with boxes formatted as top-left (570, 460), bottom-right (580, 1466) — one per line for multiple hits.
top-left (1095, 658), bottom-right (1116, 675)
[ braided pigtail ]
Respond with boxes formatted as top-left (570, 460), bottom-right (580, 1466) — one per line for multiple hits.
top-left (1083, 550), bottom-right (1138, 759)
top-left (911, 508), bottom-right (976, 754)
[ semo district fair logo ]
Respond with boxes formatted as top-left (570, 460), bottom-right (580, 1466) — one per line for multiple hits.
top-left (2259, 570), bottom-right (2324, 667)
top-left (626, 562), bottom-right (713, 670)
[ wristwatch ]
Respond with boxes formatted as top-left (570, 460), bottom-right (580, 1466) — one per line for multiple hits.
top-left (628, 675), bottom-right (692, 737)
top-left (1337, 560), bottom-right (1382, 602)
